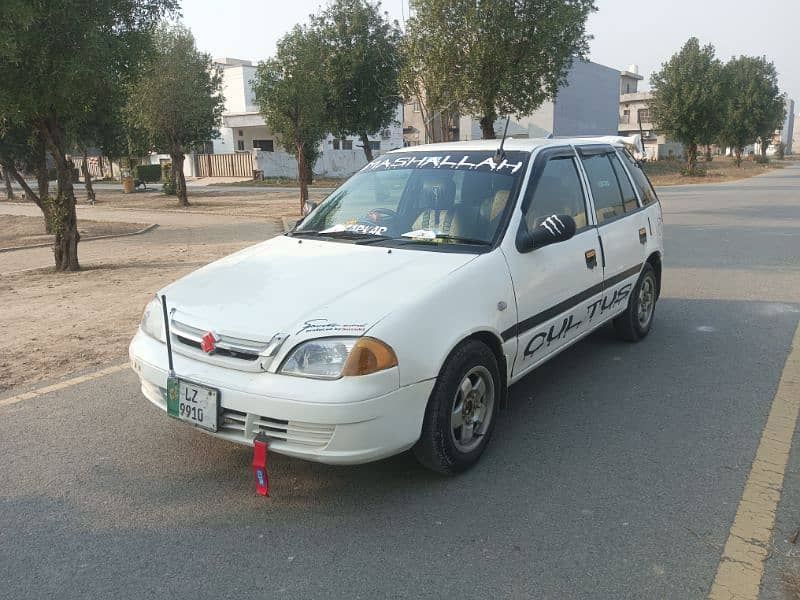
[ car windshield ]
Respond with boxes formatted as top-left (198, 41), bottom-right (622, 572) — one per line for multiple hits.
top-left (294, 150), bottom-right (528, 249)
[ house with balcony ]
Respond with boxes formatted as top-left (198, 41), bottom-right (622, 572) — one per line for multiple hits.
top-left (207, 57), bottom-right (403, 179)
top-left (618, 65), bottom-right (683, 160)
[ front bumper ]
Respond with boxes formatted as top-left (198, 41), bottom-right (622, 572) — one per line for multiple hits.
top-left (129, 330), bottom-right (434, 465)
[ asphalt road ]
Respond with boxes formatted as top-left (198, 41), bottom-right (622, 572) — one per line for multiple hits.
top-left (2, 166), bottom-right (799, 599)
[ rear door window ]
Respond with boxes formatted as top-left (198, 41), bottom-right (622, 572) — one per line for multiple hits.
top-left (580, 153), bottom-right (625, 225)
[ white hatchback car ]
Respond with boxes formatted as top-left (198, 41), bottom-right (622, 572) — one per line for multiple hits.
top-left (130, 137), bottom-right (664, 474)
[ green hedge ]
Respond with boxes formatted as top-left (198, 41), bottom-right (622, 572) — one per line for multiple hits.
top-left (133, 164), bottom-right (162, 182)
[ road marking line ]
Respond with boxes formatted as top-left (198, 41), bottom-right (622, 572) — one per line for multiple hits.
top-left (0, 363), bottom-right (129, 408)
top-left (709, 322), bottom-right (800, 600)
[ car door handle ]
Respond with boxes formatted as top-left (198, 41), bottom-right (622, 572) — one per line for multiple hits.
top-left (585, 249), bottom-right (598, 269)
top-left (639, 227), bottom-right (647, 244)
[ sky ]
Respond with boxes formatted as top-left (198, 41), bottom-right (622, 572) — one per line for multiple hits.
top-left (181, 0), bottom-right (800, 107)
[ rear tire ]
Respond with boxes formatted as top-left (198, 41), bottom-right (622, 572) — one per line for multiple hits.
top-left (613, 263), bottom-right (657, 342)
top-left (413, 340), bottom-right (500, 475)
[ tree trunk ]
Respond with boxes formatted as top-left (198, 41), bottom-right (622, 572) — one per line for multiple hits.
top-left (760, 139), bottom-right (769, 163)
top-left (734, 148), bottom-right (742, 168)
top-left (686, 142), bottom-right (698, 175)
top-left (98, 156), bottom-right (105, 179)
top-left (2, 166), bottom-right (13, 200)
top-left (38, 118), bottom-right (80, 271)
top-left (171, 151), bottom-right (188, 206)
top-left (479, 108), bottom-right (497, 140)
top-left (705, 144), bottom-right (712, 162)
top-left (81, 149), bottom-right (96, 204)
top-left (360, 133), bottom-right (374, 162)
top-left (296, 140), bottom-right (308, 214)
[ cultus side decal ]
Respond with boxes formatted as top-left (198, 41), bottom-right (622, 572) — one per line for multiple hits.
top-left (523, 283), bottom-right (633, 359)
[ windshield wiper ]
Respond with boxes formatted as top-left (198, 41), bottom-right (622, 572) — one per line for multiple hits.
top-left (399, 234), bottom-right (491, 246)
top-left (292, 229), bottom-right (392, 244)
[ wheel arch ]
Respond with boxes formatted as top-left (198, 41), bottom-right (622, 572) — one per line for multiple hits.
top-left (463, 330), bottom-right (509, 408)
top-left (646, 251), bottom-right (662, 300)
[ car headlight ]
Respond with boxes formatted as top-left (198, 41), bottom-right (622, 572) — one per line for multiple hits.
top-left (279, 337), bottom-right (398, 379)
top-left (140, 297), bottom-right (165, 341)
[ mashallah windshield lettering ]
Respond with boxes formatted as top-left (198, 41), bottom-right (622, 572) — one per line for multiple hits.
top-left (295, 151), bottom-right (529, 248)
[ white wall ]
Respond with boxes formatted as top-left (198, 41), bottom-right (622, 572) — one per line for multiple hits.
top-left (254, 148), bottom-right (375, 179)
top-left (219, 64), bottom-right (258, 114)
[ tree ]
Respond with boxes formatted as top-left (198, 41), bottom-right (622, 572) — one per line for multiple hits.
top-left (404, 0), bottom-right (595, 139)
top-left (253, 25), bottom-right (330, 211)
top-left (399, 12), bottom-right (463, 144)
top-left (314, 0), bottom-right (402, 162)
top-left (718, 56), bottom-right (786, 167)
top-left (0, 0), bottom-right (174, 270)
top-left (649, 38), bottom-right (725, 175)
top-left (126, 24), bottom-right (224, 206)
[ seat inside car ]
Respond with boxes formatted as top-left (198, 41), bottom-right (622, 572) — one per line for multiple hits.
top-left (411, 175), bottom-right (457, 233)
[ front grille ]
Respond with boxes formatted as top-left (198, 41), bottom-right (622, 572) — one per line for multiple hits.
top-left (174, 335), bottom-right (259, 361)
top-left (169, 319), bottom-right (275, 363)
top-left (221, 409), bottom-right (335, 448)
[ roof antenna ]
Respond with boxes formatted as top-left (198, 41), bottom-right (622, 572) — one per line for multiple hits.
top-left (493, 116), bottom-right (511, 165)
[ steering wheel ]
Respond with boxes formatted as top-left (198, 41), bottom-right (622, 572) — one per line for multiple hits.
top-left (365, 207), bottom-right (398, 223)
top-left (353, 207), bottom-right (399, 236)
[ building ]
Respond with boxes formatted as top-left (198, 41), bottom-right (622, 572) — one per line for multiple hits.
top-left (455, 60), bottom-right (621, 141)
top-left (403, 97), bottom-right (459, 145)
top-left (776, 98), bottom-right (794, 154)
top-left (209, 57), bottom-right (403, 179)
top-left (618, 65), bottom-right (683, 160)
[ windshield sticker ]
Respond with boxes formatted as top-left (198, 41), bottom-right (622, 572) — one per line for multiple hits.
top-left (361, 154), bottom-right (524, 175)
top-left (320, 223), bottom-right (388, 236)
top-left (296, 319), bottom-right (368, 336)
top-left (401, 229), bottom-right (437, 239)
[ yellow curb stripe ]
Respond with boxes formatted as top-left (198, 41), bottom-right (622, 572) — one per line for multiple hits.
top-left (709, 322), bottom-right (800, 600)
top-left (0, 363), bottom-right (129, 408)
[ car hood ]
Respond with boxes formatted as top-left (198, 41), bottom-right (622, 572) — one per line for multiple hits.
top-left (162, 235), bottom-right (478, 343)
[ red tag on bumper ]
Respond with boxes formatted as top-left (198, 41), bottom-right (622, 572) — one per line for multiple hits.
top-left (253, 436), bottom-right (269, 497)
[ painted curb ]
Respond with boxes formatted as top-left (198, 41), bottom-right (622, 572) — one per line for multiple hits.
top-left (0, 223), bottom-right (158, 253)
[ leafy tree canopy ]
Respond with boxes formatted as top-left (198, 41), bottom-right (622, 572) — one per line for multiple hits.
top-left (126, 23), bottom-right (224, 205)
top-left (649, 38), bottom-right (725, 173)
top-left (405, 0), bottom-right (596, 139)
top-left (0, 0), bottom-right (175, 270)
top-left (313, 0), bottom-right (403, 161)
top-left (719, 55), bottom-right (786, 164)
top-left (253, 25), bottom-right (329, 208)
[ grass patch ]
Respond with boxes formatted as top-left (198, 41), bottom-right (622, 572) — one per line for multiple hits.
top-left (643, 156), bottom-right (786, 186)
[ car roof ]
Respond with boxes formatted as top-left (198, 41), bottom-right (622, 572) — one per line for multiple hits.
top-left (387, 136), bottom-right (635, 154)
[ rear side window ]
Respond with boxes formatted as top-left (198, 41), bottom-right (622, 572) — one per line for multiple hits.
top-left (608, 153), bottom-right (639, 213)
top-left (525, 156), bottom-right (588, 231)
top-left (619, 149), bottom-right (658, 206)
top-left (580, 153), bottom-right (625, 225)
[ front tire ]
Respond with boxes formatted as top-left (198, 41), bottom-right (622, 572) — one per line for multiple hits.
top-left (413, 340), bottom-right (500, 475)
top-left (613, 263), bottom-right (657, 342)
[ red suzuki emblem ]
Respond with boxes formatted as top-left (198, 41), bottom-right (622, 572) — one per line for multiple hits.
top-left (200, 332), bottom-right (217, 353)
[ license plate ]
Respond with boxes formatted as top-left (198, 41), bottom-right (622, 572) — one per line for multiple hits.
top-left (166, 377), bottom-right (219, 432)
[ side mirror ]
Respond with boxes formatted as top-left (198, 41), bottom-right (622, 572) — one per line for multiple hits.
top-left (517, 214), bottom-right (576, 253)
